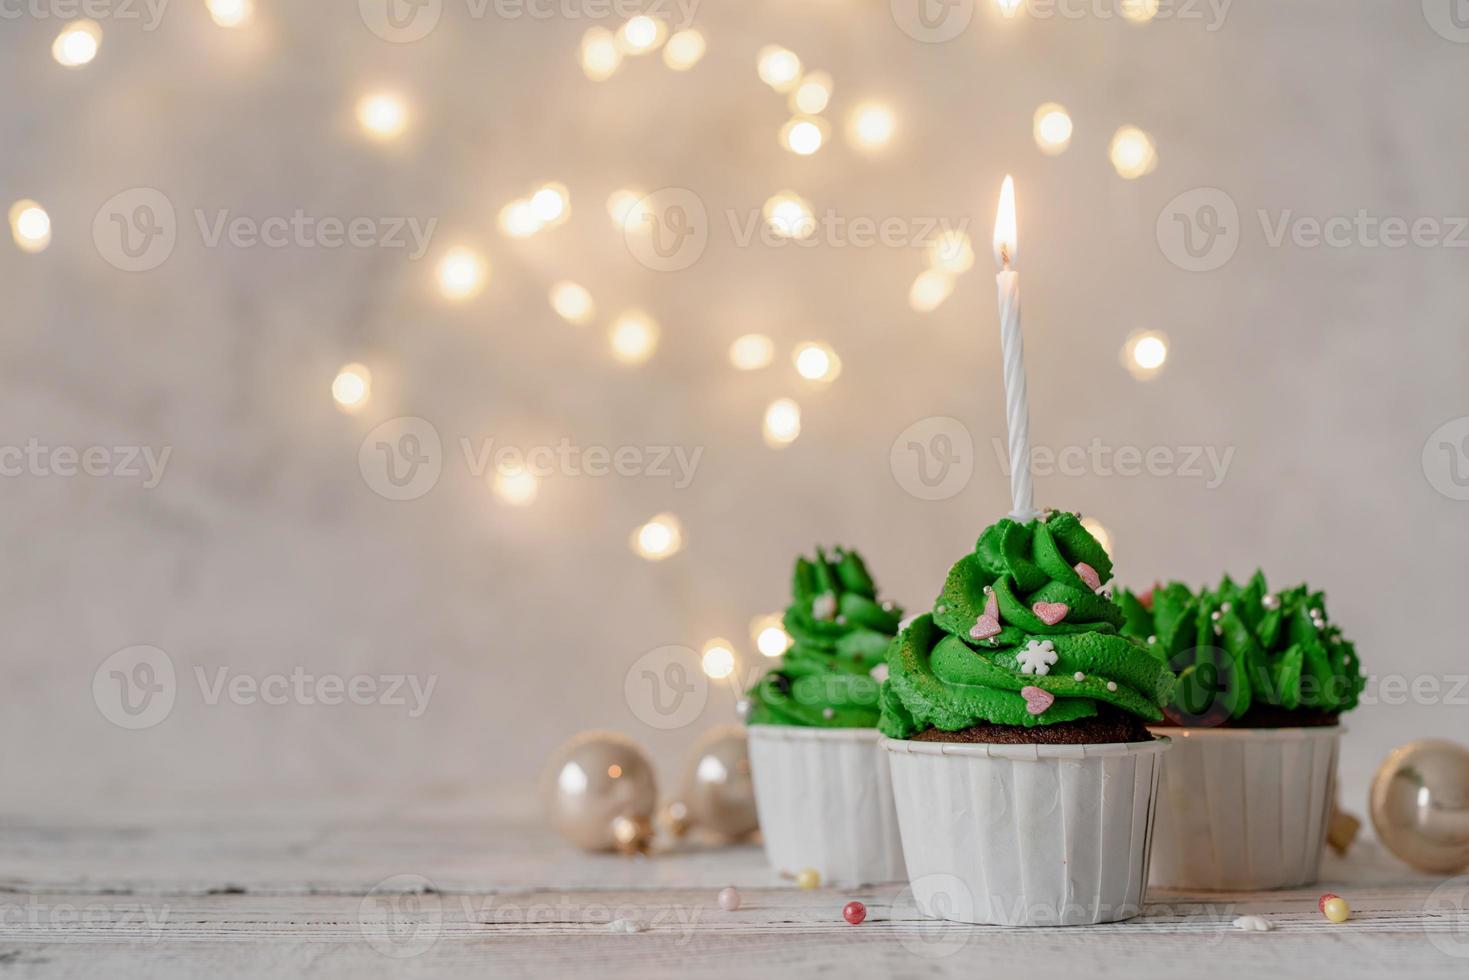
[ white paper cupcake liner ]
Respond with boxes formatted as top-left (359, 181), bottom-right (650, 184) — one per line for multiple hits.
top-left (1148, 725), bottom-right (1342, 891)
top-left (745, 725), bottom-right (906, 886)
top-left (882, 736), bottom-right (1171, 926)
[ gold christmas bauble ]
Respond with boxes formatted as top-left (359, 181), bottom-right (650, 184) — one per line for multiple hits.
top-left (669, 725), bottom-right (759, 840)
top-left (1370, 739), bottom-right (1469, 874)
top-left (543, 731), bottom-right (658, 853)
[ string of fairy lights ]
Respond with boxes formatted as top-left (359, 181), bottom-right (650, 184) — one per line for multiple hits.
top-left (9, 0), bottom-right (1170, 682)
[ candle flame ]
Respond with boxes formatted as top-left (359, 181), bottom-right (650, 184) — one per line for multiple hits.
top-left (993, 175), bottom-right (1018, 269)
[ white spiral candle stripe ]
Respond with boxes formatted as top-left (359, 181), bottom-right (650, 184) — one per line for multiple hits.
top-left (992, 176), bottom-right (1036, 522)
top-left (996, 268), bottom-right (1034, 520)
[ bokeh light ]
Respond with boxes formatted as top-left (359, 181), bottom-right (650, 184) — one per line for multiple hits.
top-left (549, 281), bottom-right (595, 325)
top-left (927, 229), bottom-right (975, 274)
top-left (757, 45), bottom-right (802, 92)
top-left (491, 462), bottom-right (539, 507)
top-left (1033, 103), bottom-right (1073, 156)
top-left (790, 72), bottom-right (832, 115)
top-left (700, 639), bottom-right (736, 680)
top-left (435, 247), bottom-right (488, 301)
top-left (9, 200), bottom-right (51, 253)
top-left (1081, 517), bottom-right (1113, 558)
top-left (847, 103), bottom-right (896, 151)
top-left (52, 20), bottom-right (101, 68)
top-left (1122, 330), bottom-right (1169, 380)
top-left (662, 29), bottom-right (706, 70)
top-left (607, 188), bottom-right (651, 232)
top-left (752, 614), bottom-right (793, 657)
top-left (763, 398), bottom-right (801, 448)
top-left (792, 342), bottom-right (841, 383)
top-left (580, 27), bottom-right (623, 81)
top-left (617, 15), bottom-right (665, 54)
top-left (356, 93), bottom-right (408, 141)
top-left (609, 311), bottom-right (659, 364)
top-left (763, 191), bottom-right (815, 240)
top-left (1121, 0), bottom-right (1161, 23)
top-left (331, 363), bottom-right (371, 413)
top-left (498, 198), bottom-right (543, 238)
top-left (909, 269), bottom-right (955, 312)
top-left (729, 334), bottom-right (775, 371)
top-left (780, 117), bottom-right (826, 156)
top-left (207, 0), bottom-right (255, 28)
top-left (632, 513), bottom-right (683, 560)
top-left (1109, 125), bottom-right (1158, 179)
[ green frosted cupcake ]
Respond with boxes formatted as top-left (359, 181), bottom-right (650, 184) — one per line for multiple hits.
top-left (745, 546), bottom-right (903, 728)
top-left (879, 512), bottom-right (1174, 743)
top-left (1119, 571), bottom-right (1365, 727)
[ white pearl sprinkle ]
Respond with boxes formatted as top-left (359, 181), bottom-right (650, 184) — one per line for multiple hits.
top-left (936, 604), bottom-right (947, 614)
top-left (1074, 672), bottom-right (1086, 682)
top-left (983, 585), bottom-right (994, 594)
top-left (835, 615), bottom-right (846, 625)
top-left (1210, 610), bottom-right (1222, 622)
top-left (1220, 601), bottom-right (1232, 613)
top-left (1106, 681), bottom-right (1118, 692)
top-left (822, 707), bottom-right (835, 720)
top-left (1147, 635), bottom-right (1157, 644)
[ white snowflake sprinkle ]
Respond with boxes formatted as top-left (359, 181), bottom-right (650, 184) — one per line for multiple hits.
top-left (812, 593), bottom-right (837, 621)
top-left (1016, 639), bottom-right (1059, 676)
top-left (1106, 681), bottom-right (1118, 692)
top-left (1073, 672), bottom-right (1086, 682)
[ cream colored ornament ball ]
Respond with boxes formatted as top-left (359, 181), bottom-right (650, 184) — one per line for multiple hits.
top-left (1370, 739), bottom-right (1469, 874)
top-left (543, 731), bottom-right (658, 852)
top-left (670, 725), bottom-right (759, 840)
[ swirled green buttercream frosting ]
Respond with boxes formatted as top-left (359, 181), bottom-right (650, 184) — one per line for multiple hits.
top-left (878, 513), bottom-right (1174, 739)
top-left (1119, 571), bottom-right (1364, 722)
top-left (746, 547), bottom-right (903, 728)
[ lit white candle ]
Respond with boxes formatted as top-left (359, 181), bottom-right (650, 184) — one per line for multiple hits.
top-left (993, 175), bottom-right (1037, 521)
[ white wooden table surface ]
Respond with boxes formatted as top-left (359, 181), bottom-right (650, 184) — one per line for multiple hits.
top-left (1, 803), bottom-right (1466, 979)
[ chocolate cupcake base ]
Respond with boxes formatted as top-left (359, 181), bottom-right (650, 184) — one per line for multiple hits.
top-left (909, 706), bottom-right (1155, 746)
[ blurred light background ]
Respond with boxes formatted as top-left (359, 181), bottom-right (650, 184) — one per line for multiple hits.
top-left (2, 0), bottom-right (1467, 818)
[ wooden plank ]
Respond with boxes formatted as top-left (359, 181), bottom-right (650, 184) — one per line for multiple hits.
top-left (0, 812), bottom-right (1465, 979)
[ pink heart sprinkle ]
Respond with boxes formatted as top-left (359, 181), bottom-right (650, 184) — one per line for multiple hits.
top-left (969, 615), bottom-right (1001, 641)
top-left (969, 590), bottom-right (1002, 640)
top-left (1032, 602), bottom-right (1069, 626)
top-left (1074, 562), bottom-right (1101, 591)
top-left (1021, 685), bottom-right (1054, 716)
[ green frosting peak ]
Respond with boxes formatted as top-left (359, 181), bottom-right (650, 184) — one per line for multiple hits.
top-left (1119, 571), bottom-right (1364, 722)
top-left (746, 547), bottom-right (903, 728)
top-left (879, 513), bottom-right (1174, 739)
